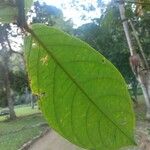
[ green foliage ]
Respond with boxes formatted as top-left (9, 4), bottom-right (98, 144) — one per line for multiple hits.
top-left (33, 1), bottom-right (73, 34)
top-left (9, 70), bottom-right (28, 95)
top-left (33, 1), bottom-right (63, 25)
top-left (25, 24), bottom-right (135, 150)
top-left (0, 0), bottom-right (33, 23)
top-left (24, 0), bottom-right (33, 14)
top-left (0, 5), bottom-right (17, 23)
top-left (75, 2), bottom-right (138, 85)
top-left (138, 0), bottom-right (150, 12)
top-left (0, 54), bottom-right (28, 107)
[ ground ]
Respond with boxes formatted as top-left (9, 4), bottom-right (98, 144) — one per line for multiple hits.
top-left (28, 130), bottom-right (84, 150)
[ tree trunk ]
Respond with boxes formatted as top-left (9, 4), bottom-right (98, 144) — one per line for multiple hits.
top-left (131, 79), bottom-right (138, 103)
top-left (4, 58), bottom-right (16, 120)
top-left (138, 71), bottom-right (150, 118)
top-left (30, 94), bottom-right (34, 109)
top-left (119, 0), bottom-right (150, 119)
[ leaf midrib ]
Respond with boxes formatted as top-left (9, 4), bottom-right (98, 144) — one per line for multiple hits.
top-left (29, 27), bottom-right (135, 144)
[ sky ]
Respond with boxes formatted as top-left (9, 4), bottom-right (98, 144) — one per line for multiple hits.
top-left (41, 0), bottom-right (110, 27)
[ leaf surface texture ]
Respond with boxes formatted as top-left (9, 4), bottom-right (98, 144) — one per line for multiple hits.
top-left (24, 24), bottom-right (135, 150)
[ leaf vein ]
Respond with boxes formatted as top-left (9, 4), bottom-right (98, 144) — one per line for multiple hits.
top-left (30, 28), bottom-right (135, 144)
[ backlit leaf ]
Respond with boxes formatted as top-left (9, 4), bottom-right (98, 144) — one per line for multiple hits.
top-left (24, 24), bottom-right (135, 150)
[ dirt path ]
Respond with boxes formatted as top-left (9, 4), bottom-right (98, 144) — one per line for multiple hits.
top-left (28, 130), bottom-right (84, 150)
top-left (28, 121), bottom-right (150, 150)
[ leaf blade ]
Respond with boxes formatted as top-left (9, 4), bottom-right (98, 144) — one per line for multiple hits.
top-left (25, 24), bottom-right (135, 150)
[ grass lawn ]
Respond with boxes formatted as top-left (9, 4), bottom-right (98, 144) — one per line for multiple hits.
top-left (0, 114), bottom-right (47, 150)
top-left (0, 105), bottom-right (40, 121)
top-left (0, 105), bottom-right (48, 150)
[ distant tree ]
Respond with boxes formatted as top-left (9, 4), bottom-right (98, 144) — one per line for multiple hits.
top-left (0, 62), bottom-right (7, 107)
top-left (75, 4), bottom-right (134, 84)
top-left (32, 1), bottom-right (74, 34)
top-left (0, 24), bottom-right (16, 119)
top-left (0, 24), bottom-right (24, 119)
top-left (75, 0), bottom-right (150, 105)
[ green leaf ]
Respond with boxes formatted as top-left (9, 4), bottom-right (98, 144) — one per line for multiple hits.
top-left (24, 0), bottom-right (33, 14)
top-left (24, 24), bottom-right (135, 150)
top-left (0, 2), bottom-right (18, 23)
top-left (0, 0), bottom-right (33, 23)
